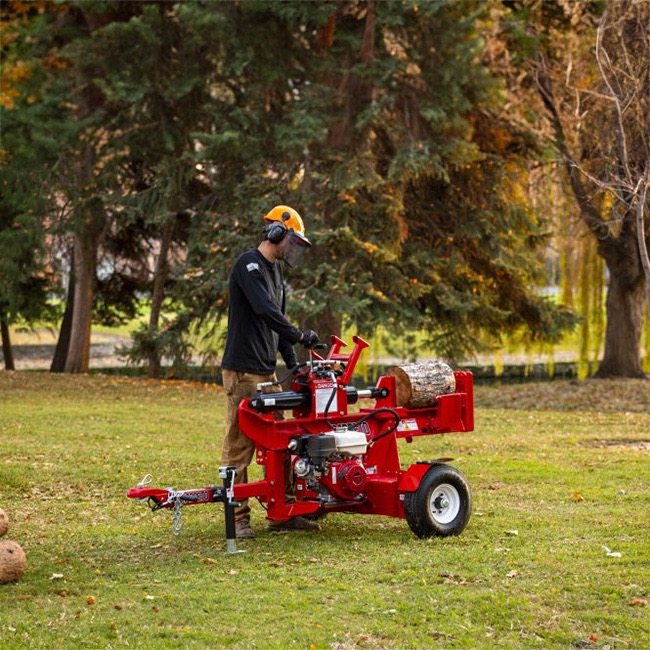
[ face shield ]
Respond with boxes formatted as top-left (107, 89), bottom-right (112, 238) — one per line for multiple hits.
top-left (281, 230), bottom-right (311, 268)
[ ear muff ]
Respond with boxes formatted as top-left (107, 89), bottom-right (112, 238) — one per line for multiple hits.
top-left (266, 221), bottom-right (288, 244)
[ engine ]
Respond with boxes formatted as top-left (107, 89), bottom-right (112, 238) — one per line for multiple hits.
top-left (292, 430), bottom-right (369, 502)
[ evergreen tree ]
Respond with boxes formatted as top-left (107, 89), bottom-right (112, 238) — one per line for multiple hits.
top-left (67, 2), bottom-right (223, 376)
top-left (0, 1), bottom-right (62, 369)
top-left (182, 0), bottom-right (574, 361)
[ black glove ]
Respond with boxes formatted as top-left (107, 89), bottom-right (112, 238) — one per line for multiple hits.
top-left (289, 363), bottom-right (304, 375)
top-left (300, 329), bottom-right (320, 349)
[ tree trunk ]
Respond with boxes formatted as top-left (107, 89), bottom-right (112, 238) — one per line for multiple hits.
top-left (51, 252), bottom-right (75, 373)
top-left (60, 3), bottom-right (108, 373)
top-left (299, 307), bottom-right (341, 363)
top-left (64, 226), bottom-right (99, 374)
top-left (147, 217), bottom-right (175, 379)
top-left (595, 266), bottom-right (647, 378)
top-left (0, 313), bottom-right (15, 371)
top-left (305, 306), bottom-right (341, 344)
top-left (322, 0), bottom-right (376, 150)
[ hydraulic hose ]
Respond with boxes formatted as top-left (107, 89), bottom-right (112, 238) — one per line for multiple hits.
top-left (323, 370), bottom-right (400, 442)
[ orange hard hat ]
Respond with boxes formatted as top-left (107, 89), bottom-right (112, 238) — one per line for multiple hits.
top-left (263, 205), bottom-right (309, 244)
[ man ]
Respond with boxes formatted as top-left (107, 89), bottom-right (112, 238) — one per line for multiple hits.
top-left (220, 205), bottom-right (320, 539)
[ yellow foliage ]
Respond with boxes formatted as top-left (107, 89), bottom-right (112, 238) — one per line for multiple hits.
top-left (388, 209), bottom-right (409, 245)
top-left (43, 52), bottom-right (69, 70)
top-left (368, 287), bottom-right (388, 302)
top-left (2, 59), bottom-right (32, 83)
top-left (0, 87), bottom-right (19, 109)
top-left (7, 1), bottom-right (34, 14)
top-left (338, 192), bottom-right (356, 204)
top-left (288, 166), bottom-right (304, 191)
top-left (0, 28), bottom-right (19, 49)
top-left (576, 230), bottom-right (604, 379)
top-left (361, 241), bottom-right (379, 254)
top-left (493, 349), bottom-right (503, 378)
top-left (0, 60), bottom-right (33, 109)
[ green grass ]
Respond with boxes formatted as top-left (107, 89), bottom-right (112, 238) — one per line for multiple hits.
top-left (0, 373), bottom-right (648, 649)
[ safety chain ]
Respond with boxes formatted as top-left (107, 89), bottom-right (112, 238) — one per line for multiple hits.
top-left (137, 475), bottom-right (185, 535)
top-left (156, 488), bottom-right (186, 536)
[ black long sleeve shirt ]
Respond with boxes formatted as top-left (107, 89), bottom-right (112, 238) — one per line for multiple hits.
top-left (221, 248), bottom-right (301, 374)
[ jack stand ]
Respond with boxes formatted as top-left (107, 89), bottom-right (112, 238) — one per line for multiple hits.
top-left (219, 465), bottom-right (247, 554)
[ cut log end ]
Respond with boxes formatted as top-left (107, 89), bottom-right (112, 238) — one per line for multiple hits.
top-left (0, 540), bottom-right (27, 584)
top-left (388, 361), bottom-right (456, 408)
top-left (0, 510), bottom-right (7, 538)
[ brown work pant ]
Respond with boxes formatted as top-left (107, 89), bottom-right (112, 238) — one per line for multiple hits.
top-left (221, 369), bottom-right (283, 523)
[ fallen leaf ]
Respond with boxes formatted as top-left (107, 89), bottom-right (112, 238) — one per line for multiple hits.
top-left (572, 492), bottom-right (585, 502)
top-left (589, 634), bottom-right (598, 642)
top-left (202, 557), bottom-right (218, 564)
top-left (629, 598), bottom-right (647, 607)
top-left (602, 545), bottom-right (622, 558)
top-left (506, 570), bottom-right (519, 578)
top-left (227, 569), bottom-right (239, 575)
top-left (86, 596), bottom-right (95, 605)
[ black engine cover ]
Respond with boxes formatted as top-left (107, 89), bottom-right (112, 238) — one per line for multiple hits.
top-left (305, 434), bottom-right (337, 464)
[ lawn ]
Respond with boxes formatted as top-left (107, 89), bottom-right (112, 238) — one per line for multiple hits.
top-left (0, 372), bottom-right (648, 649)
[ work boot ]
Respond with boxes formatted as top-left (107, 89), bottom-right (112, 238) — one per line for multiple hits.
top-left (235, 519), bottom-right (255, 539)
top-left (266, 516), bottom-right (321, 533)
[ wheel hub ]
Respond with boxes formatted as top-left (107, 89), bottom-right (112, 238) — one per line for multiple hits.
top-left (434, 495), bottom-right (450, 510)
top-left (428, 483), bottom-right (461, 525)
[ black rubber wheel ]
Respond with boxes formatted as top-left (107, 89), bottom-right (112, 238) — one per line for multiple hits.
top-left (403, 464), bottom-right (471, 539)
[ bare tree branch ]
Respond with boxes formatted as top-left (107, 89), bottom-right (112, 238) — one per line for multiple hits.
top-left (534, 55), bottom-right (614, 245)
top-left (595, 9), bottom-right (632, 185)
